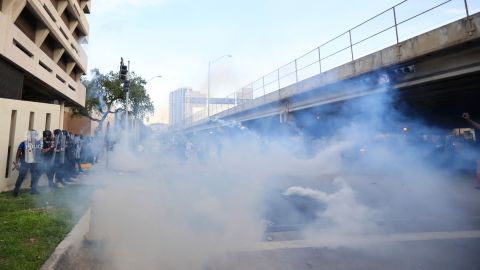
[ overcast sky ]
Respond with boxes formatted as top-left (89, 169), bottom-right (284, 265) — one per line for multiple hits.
top-left (84, 0), bottom-right (477, 124)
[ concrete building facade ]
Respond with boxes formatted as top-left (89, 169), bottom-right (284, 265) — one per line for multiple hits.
top-left (0, 0), bottom-right (90, 191)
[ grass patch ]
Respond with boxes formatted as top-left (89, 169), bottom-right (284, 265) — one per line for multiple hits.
top-left (0, 185), bottom-right (94, 270)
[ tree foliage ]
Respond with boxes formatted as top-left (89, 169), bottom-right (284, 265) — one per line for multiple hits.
top-left (72, 68), bottom-right (154, 131)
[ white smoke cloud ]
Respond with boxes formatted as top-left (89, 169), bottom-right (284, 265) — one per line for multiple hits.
top-left (284, 181), bottom-right (376, 235)
top-left (63, 76), bottom-right (477, 269)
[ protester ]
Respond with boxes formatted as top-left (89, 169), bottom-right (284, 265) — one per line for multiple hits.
top-left (463, 112), bottom-right (480, 189)
top-left (13, 130), bottom-right (42, 196)
top-left (41, 130), bottom-right (56, 188)
top-left (9, 126), bottom-right (95, 194)
top-left (65, 132), bottom-right (74, 181)
top-left (81, 136), bottom-right (93, 163)
top-left (52, 129), bottom-right (66, 187)
top-left (75, 135), bottom-right (84, 173)
top-left (63, 131), bottom-right (76, 182)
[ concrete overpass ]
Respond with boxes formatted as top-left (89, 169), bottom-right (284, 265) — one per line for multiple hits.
top-left (175, 7), bottom-right (480, 133)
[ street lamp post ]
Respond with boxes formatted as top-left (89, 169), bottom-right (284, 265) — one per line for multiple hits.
top-left (207, 54), bottom-right (232, 117)
top-left (147, 75), bottom-right (162, 83)
top-left (126, 61), bottom-right (130, 130)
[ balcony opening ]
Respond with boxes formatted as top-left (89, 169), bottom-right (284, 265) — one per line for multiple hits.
top-left (58, 53), bottom-right (69, 72)
top-left (40, 34), bottom-right (59, 60)
top-left (81, 0), bottom-right (90, 14)
top-left (61, 8), bottom-right (75, 27)
top-left (70, 66), bottom-right (81, 81)
top-left (69, 70), bottom-right (76, 80)
top-left (14, 5), bottom-right (39, 42)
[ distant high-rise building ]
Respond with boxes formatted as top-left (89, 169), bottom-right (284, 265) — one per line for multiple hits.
top-left (236, 87), bottom-right (253, 105)
top-left (169, 87), bottom-right (206, 127)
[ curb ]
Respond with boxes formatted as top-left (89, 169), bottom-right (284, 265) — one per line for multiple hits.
top-left (39, 208), bottom-right (91, 270)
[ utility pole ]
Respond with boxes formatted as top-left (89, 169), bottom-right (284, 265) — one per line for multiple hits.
top-left (119, 58), bottom-right (130, 131)
top-left (207, 60), bottom-right (211, 117)
top-left (126, 60), bottom-right (130, 130)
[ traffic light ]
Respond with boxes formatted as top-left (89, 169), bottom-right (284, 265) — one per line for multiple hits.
top-left (119, 57), bottom-right (128, 81)
top-left (123, 80), bottom-right (130, 93)
top-left (120, 64), bottom-right (128, 81)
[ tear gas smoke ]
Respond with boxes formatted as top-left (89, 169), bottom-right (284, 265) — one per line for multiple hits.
top-left (283, 180), bottom-right (376, 235)
top-left (79, 76), bottom-right (476, 269)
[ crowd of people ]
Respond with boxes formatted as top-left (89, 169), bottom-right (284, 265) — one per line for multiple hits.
top-left (12, 129), bottom-right (97, 196)
top-left (161, 113), bottom-right (480, 188)
top-left (12, 112), bottom-right (480, 196)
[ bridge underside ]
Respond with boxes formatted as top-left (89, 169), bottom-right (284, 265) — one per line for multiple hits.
top-left (240, 64), bottom-right (480, 137)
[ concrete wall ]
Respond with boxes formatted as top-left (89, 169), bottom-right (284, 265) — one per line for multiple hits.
top-left (0, 98), bottom-right (61, 192)
top-left (63, 110), bottom-right (116, 136)
top-left (63, 110), bottom-right (93, 136)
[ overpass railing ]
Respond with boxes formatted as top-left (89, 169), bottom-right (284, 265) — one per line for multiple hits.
top-left (176, 0), bottom-right (475, 130)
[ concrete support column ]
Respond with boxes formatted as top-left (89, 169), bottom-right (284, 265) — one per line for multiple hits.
top-left (279, 102), bottom-right (290, 124)
top-left (395, 44), bottom-right (402, 60)
top-left (465, 17), bottom-right (476, 36)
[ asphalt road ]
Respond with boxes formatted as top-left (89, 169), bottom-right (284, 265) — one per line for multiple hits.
top-left (207, 238), bottom-right (480, 270)
top-left (59, 230), bottom-right (480, 270)
top-left (57, 172), bottom-right (480, 270)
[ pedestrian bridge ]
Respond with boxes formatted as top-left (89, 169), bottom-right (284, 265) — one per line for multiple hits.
top-left (173, 0), bottom-right (480, 133)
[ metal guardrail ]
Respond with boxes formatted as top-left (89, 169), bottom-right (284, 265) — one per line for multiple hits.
top-left (174, 0), bottom-right (473, 130)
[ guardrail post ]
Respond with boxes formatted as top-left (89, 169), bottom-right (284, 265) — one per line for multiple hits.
top-left (348, 30), bottom-right (354, 61)
top-left (277, 69), bottom-right (281, 90)
top-left (294, 59), bottom-right (299, 82)
top-left (318, 46), bottom-right (322, 73)
top-left (250, 83), bottom-right (254, 104)
top-left (262, 76), bottom-right (266, 97)
top-left (393, 7), bottom-right (399, 44)
top-left (464, 0), bottom-right (470, 17)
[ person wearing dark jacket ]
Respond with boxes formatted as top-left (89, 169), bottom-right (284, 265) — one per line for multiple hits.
top-left (64, 132), bottom-right (77, 182)
top-left (463, 113), bottom-right (480, 189)
top-left (13, 130), bottom-right (42, 196)
top-left (52, 129), bottom-right (66, 186)
top-left (41, 130), bottom-right (56, 187)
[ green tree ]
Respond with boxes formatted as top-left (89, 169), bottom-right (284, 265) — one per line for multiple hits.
top-left (72, 68), bottom-right (154, 131)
